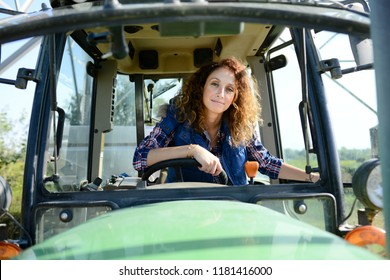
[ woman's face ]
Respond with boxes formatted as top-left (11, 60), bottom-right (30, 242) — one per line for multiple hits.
top-left (202, 67), bottom-right (236, 117)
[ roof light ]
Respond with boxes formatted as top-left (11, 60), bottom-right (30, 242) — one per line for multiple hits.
top-left (352, 158), bottom-right (383, 210)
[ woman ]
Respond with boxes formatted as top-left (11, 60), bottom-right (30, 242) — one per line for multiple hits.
top-left (133, 57), bottom-right (320, 184)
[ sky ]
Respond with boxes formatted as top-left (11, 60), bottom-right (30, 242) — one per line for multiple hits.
top-left (0, 1), bottom-right (51, 122)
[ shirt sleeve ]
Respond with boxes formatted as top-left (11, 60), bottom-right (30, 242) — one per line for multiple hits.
top-left (246, 137), bottom-right (283, 179)
top-left (132, 105), bottom-right (177, 171)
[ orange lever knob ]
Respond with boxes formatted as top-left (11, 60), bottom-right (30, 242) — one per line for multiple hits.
top-left (245, 161), bottom-right (259, 178)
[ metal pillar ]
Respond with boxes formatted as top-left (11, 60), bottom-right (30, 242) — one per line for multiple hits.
top-left (370, 0), bottom-right (390, 258)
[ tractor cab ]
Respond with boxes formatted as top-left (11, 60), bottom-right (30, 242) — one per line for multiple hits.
top-left (0, 0), bottom-right (386, 260)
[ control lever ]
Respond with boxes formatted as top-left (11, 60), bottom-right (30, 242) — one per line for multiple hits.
top-left (245, 161), bottom-right (259, 184)
top-left (80, 177), bottom-right (103, 191)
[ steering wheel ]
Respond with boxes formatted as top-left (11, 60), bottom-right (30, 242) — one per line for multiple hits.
top-left (141, 158), bottom-right (228, 186)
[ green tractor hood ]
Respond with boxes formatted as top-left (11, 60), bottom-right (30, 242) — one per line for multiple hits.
top-left (16, 200), bottom-right (381, 260)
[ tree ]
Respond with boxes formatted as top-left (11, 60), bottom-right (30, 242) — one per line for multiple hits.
top-left (0, 111), bottom-right (27, 214)
top-left (0, 112), bottom-right (27, 168)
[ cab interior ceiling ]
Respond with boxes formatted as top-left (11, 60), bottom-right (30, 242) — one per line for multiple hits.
top-left (78, 21), bottom-right (273, 75)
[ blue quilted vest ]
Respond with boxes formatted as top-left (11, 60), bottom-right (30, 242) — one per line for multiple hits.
top-left (161, 103), bottom-right (248, 185)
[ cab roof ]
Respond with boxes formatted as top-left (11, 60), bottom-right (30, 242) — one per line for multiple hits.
top-left (0, 0), bottom-right (371, 75)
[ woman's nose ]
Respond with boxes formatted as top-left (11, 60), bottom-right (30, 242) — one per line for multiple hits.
top-left (217, 88), bottom-right (225, 97)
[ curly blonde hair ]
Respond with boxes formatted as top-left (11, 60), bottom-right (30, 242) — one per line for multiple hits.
top-left (174, 57), bottom-right (262, 147)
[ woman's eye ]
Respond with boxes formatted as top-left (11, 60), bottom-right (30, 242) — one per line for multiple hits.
top-left (226, 87), bottom-right (234, 94)
top-left (211, 82), bottom-right (219, 87)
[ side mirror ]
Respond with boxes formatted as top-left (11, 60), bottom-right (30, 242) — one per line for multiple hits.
top-left (349, 35), bottom-right (373, 66)
top-left (348, 2), bottom-right (373, 66)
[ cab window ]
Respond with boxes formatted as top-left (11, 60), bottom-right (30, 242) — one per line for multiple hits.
top-left (45, 36), bottom-right (94, 192)
top-left (269, 29), bottom-right (319, 172)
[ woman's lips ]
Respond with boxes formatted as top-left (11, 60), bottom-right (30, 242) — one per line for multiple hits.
top-left (211, 99), bottom-right (224, 105)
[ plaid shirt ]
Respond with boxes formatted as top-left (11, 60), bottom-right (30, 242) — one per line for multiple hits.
top-left (133, 120), bottom-right (282, 184)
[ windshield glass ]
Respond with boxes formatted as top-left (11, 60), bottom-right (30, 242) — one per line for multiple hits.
top-left (102, 76), bottom-right (182, 181)
top-left (44, 45), bottom-right (183, 192)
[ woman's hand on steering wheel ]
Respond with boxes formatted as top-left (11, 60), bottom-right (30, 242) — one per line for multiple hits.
top-left (191, 145), bottom-right (223, 177)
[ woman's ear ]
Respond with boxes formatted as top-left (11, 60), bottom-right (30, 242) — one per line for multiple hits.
top-left (157, 103), bottom-right (169, 118)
